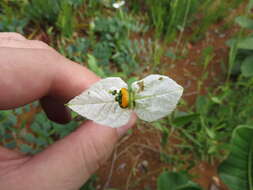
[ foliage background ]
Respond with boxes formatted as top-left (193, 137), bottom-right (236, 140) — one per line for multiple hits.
top-left (0, 0), bottom-right (252, 189)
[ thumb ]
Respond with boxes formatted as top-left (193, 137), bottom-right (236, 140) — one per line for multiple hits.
top-left (2, 118), bottom-right (135, 190)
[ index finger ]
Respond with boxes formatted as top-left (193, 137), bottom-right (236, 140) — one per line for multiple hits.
top-left (0, 47), bottom-right (99, 123)
top-left (41, 56), bottom-right (100, 124)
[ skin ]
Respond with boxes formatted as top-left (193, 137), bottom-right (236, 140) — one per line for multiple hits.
top-left (0, 32), bottom-right (136, 190)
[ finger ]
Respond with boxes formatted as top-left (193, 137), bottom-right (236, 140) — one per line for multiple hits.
top-left (1, 120), bottom-right (135, 190)
top-left (49, 59), bottom-right (100, 102)
top-left (0, 47), bottom-right (99, 123)
top-left (0, 146), bottom-right (24, 161)
top-left (0, 47), bottom-right (99, 110)
top-left (39, 58), bottom-right (99, 123)
top-left (0, 146), bottom-right (30, 178)
top-left (0, 38), bottom-right (51, 49)
top-left (0, 48), bottom-right (56, 109)
top-left (40, 96), bottom-right (71, 124)
top-left (0, 32), bottom-right (26, 40)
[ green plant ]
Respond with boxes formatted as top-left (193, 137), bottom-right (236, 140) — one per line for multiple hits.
top-left (0, 102), bottom-right (79, 154)
top-left (58, 37), bottom-right (90, 63)
top-left (0, 102), bottom-right (40, 150)
top-left (165, 67), bottom-right (253, 164)
top-left (24, 0), bottom-right (79, 37)
top-left (59, 14), bottom-right (144, 78)
top-left (79, 175), bottom-right (97, 190)
top-left (217, 8), bottom-right (253, 185)
top-left (193, 0), bottom-right (226, 39)
top-left (168, 1), bottom-right (253, 164)
top-left (219, 125), bottom-right (253, 190)
top-left (197, 46), bottom-right (215, 92)
top-left (228, 19), bottom-right (253, 78)
top-left (87, 54), bottom-right (106, 77)
top-left (0, 1), bottom-right (28, 33)
top-left (25, 0), bottom-right (62, 25)
top-left (56, 1), bottom-right (76, 37)
top-left (0, 110), bottom-right (18, 149)
top-left (157, 171), bottom-right (202, 190)
top-left (190, 0), bottom-right (244, 42)
top-left (139, 0), bottom-right (198, 40)
top-left (23, 111), bottom-right (79, 154)
top-left (89, 15), bottom-right (142, 76)
top-left (81, 0), bottom-right (104, 17)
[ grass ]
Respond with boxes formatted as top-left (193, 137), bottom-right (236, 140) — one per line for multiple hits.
top-left (0, 0), bottom-right (251, 189)
top-left (142, 0), bottom-right (199, 41)
top-left (189, 0), bottom-right (245, 42)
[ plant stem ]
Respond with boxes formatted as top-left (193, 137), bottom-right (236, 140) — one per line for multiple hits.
top-left (171, 0), bottom-right (191, 66)
top-left (249, 141), bottom-right (253, 190)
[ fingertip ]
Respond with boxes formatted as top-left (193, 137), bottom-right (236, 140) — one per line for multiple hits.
top-left (0, 32), bottom-right (26, 40)
top-left (51, 61), bottom-right (101, 102)
top-left (40, 96), bottom-right (71, 124)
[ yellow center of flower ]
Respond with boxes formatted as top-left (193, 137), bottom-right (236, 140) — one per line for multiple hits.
top-left (120, 88), bottom-right (129, 108)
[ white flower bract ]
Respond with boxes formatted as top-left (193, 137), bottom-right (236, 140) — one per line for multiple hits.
top-left (132, 75), bottom-right (183, 122)
top-left (67, 74), bottom-right (183, 128)
top-left (112, 1), bottom-right (125, 8)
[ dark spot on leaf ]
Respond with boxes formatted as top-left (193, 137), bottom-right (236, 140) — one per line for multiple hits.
top-left (137, 81), bottom-right (144, 92)
top-left (112, 90), bottom-right (117, 95)
top-left (109, 90), bottom-right (118, 95)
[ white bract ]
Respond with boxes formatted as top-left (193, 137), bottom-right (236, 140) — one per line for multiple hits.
top-left (112, 1), bottom-right (125, 8)
top-left (67, 74), bottom-right (183, 128)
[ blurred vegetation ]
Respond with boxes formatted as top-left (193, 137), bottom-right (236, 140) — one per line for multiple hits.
top-left (0, 0), bottom-right (252, 189)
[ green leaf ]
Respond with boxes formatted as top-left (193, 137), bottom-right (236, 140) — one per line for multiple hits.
top-left (247, 0), bottom-right (253, 12)
top-left (196, 96), bottom-right (210, 115)
top-left (14, 107), bottom-right (23, 115)
top-left (7, 114), bottom-right (17, 125)
top-left (157, 171), bottom-right (202, 190)
top-left (205, 127), bottom-right (216, 139)
top-left (127, 77), bottom-right (138, 86)
top-left (153, 121), bottom-right (169, 146)
top-left (22, 133), bottom-right (37, 143)
top-left (219, 125), bottom-right (253, 190)
top-left (165, 49), bottom-right (177, 60)
top-left (237, 37), bottom-right (253, 50)
top-left (235, 16), bottom-right (253, 29)
top-left (24, 104), bottom-right (31, 112)
top-left (80, 175), bottom-right (97, 190)
top-left (241, 55), bottom-right (253, 77)
top-left (211, 96), bottom-right (222, 104)
top-left (5, 141), bottom-right (16, 149)
top-left (160, 152), bottom-right (174, 164)
top-left (19, 144), bottom-right (34, 154)
top-left (93, 42), bottom-right (112, 65)
top-left (172, 113), bottom-right (199, 127)
top-left (87, 54), bottom-right (106, 78)
top-left (57, 1), bottom-right (75, 37)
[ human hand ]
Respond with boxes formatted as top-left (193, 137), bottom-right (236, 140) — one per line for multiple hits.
top-left (0, 32), bottom-right (135, 190)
